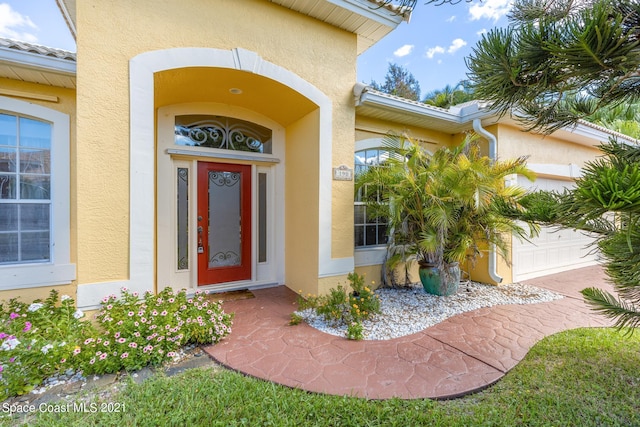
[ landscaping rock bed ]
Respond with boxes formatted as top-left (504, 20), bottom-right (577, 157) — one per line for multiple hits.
top-left (297, 281), bottom-right (563, 340)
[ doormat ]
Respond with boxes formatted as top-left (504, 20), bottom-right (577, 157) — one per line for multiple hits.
top-left (206, 289), bottom-right (255, 302)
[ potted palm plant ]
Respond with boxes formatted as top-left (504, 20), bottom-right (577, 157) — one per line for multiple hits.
top-left (355, 134), bottom-right (535, 295)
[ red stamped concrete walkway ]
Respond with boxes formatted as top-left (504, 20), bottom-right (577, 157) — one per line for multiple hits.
top-left (203, 266), bottom-right (614, 400)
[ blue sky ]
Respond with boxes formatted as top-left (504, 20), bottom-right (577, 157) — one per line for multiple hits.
top-left (358, 0), bottom-right (514, 96)
top-left (0, 1), bottom-right (75, 50)
top-left (0, 0), bottom-right (513, 97)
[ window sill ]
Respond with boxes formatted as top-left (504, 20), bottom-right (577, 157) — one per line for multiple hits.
top-left (0, 263), bottom-right (76, 290)
top-left (354, 246), bottom-right (386, 267)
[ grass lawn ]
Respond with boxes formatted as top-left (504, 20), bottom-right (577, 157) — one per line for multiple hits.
top-left (8, 327), bottom-right (640, 427)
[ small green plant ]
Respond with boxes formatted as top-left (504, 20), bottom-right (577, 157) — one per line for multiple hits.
top-left (347, 272), bottom-right (380, 322)
top-left (0, 290), bottom-right (96, 399)
top-left (316, 286), bottom-right (349, 324)
top-left (346, 321), bottom-right (364, 340)
top-left (289, 313), bottom-right (303, 325)
top-left (295, 290), bottom-right (320, 311)
top-left (292, 273), bottom-right (381, 340)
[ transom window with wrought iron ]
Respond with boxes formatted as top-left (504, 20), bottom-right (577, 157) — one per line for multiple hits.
top-left (175, 115), bottom-right (272, 154)
top-left (354, 148), bottom-right (389, 248)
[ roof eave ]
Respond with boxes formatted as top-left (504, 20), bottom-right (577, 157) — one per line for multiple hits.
top-left (356, 88), bottom-right (492, 132)
top-left (336, 0), bottom-right (408, 27)
top-left (0, 46), bottom-right (76, 76)
top-left (270, 0), bottom-right (409, 54)
top-left (356, 86), bottom-right (639, 145)
top-left (562, 121), bottom-right (639, 146)
top-left (327, 0), bottom-right (409, 53)
top-left (56, 0), bottom-right (77, 40)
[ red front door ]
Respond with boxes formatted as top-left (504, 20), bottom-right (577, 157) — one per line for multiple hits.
top-left (197, 162), bottom-right (252, 285)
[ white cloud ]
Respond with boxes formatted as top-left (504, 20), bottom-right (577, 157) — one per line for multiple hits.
top-left (477, 28), bottom-right (488, 36)
top-left (393, 44), bottom-right (414, 58)
top-left (469, 0), bottom-right (513, 22)
top-left (426, 38), bottom-right (467, 59)
top-left (447, 38), bottom-right (467, 54)
top-left (446, 15), bottom-right (456, 23)
top-left (425, 46), bottom-right (445, 59)
top-left (0, 3), bottom-right (38, 42)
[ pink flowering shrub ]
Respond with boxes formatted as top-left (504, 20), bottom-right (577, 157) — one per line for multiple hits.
top-left (0, 290), bottom-right (94, 399)
top-left (75, 287), bottom-right (233, 374)
top-left (0, 287), bottom-right (233, 399)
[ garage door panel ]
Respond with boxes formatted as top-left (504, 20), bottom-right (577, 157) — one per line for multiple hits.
top-left (513, 176), bottom-right (599, 282)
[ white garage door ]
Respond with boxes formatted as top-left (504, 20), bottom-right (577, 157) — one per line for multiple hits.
top-left (512, 176), bottom-right (599, 282)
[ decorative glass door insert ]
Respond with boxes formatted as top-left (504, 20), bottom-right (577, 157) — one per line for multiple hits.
top-left (197, 162), bottom-right (251, 285)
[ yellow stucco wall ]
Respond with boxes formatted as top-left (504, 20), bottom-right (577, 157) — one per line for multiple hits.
top-left (353, 265), bottom-right (382, 288)
top-left (0, 284), bottom-right (77, 305)
top-left (467, 239), bottom-right (513, 285)
top-left (285, 110), bottom-right (320, 295)
top-left (0, 78), bottom-right (77, 304)
top-left (355, 116), bottom-right (457, 149)
top-left (331, 86), bottom-right (358, 260)
top-left (75, 0), bottom-right (357, 291)
top-left (496, 124), bottom-right (601, 167)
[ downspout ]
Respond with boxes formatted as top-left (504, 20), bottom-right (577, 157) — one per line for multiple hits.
top-left (472, 119), bottom-right (503, 284)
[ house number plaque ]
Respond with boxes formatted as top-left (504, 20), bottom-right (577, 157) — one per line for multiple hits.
top-left (333, 165), bottom-right (353, 181)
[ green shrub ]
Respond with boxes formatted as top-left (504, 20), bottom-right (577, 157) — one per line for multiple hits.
top-left (0, 290), bottom-right (95, 399)
top-left (347, 272), bottom-right (380, 322)
top-left (0, 287), bottom-right (234, 399)
top-left (316, 286), bottom-right (349, 324)
top-left (289, 313), bottom-right (303, 325)
top-left (294, 273), bottom-right (381, 340)
top-left (75, 287), bottom-right (233, 374)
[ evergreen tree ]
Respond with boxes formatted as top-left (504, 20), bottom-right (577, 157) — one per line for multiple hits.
top-left (370, 63), bottom-right (421, 101)
top-left (467, 0), bottom-right (640, 133)
top-left (468, 0), bottom-right (640, 331)
top-left (586, 102), bottom-right (640, 139)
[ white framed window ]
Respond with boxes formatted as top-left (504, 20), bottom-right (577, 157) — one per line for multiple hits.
top-left (354, 147), bottom-right (389, 248)
top-left (354, 137), bottom-right (431, 266)
top-left (354, 138), bottom-right (390, 267)
top-left (0, 97), bottom-right (74, 290)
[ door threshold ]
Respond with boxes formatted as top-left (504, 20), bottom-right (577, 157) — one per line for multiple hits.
top-left (192, 281), bottom-right (280, 295)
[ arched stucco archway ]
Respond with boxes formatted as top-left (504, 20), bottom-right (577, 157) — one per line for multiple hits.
top-left (77, 47), bottom-right (353, 307)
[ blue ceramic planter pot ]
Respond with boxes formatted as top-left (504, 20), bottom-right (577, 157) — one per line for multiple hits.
top-left (419, 263), bottom-right (460, 296)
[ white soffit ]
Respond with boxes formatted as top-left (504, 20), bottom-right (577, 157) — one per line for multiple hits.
top-left (0, 39), bottom-right (76, 89)
top-left (269, 0), bottom-right (407, 54)
top-left (59, 0), bottom-right (406, 55)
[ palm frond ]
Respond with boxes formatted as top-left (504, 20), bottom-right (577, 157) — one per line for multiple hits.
top-left (581, 287), bottom-right (640, 332)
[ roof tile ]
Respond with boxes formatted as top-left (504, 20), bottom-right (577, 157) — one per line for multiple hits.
top-left (0, 37), bottom-right (76, 62)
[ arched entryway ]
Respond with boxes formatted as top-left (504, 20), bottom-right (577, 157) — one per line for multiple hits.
top-left (154, 62), bottom-right (320, 293)
top-left (75, 45), bottom-right (359, 304)
top-left (72, 47), bottom-right (355, 308)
